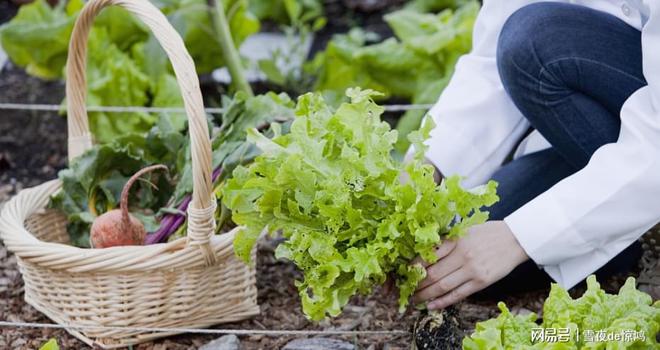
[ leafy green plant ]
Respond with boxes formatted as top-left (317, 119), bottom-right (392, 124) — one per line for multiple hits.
top-left (306, 1), bottom-right (479, 154)
top-left (463, 276), bottom-right (660, 349)
top-left (257, 25), bottom-right (320, 97)
top-left (250, 0), bottom-right (324, 26)
top-left (222, 88), bottom-right (498, 320)
top-left (0, 0), bottom-right (77, 79)
top-left (253, 0), bottom-right (326, 97)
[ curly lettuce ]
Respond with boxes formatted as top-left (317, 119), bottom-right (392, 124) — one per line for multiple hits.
top-left (222, 88), bottom-right (498, 320)
top-left (463, 276), bottom-right (660, 349)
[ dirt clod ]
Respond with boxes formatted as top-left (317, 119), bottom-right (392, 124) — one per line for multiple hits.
top-left (412, 307), bottom-right (463, 350)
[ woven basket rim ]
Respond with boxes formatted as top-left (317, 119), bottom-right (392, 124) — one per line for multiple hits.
top-left (0, 180), bottom-right (242, 273)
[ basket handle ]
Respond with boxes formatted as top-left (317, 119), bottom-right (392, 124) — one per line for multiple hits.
top-left (65, 0), bottom-right (218, 264)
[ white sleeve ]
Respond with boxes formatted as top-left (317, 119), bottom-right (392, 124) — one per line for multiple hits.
top-left (504, 2), bottom-right (660, 288)
top-left (422, 0), bottom-right (544, 188)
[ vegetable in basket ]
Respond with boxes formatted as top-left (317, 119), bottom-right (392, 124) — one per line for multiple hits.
top-left (222, 88), bottom-right (499, 320)
top-left (90, 164), bottom-right (167, 248)
top-left (49, 91), bottom-right (296, 248)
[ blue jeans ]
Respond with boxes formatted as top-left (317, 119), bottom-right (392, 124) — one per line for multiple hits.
top-left (478, 2), bottom-right (644, 297)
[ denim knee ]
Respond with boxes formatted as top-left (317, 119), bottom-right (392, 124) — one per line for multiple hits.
top-left (496, 2), bottom-right (576, 89)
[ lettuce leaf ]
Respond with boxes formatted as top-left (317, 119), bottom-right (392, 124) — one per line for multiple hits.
top-left (0, 0), bottom-right (77, 79)
top-left (250, 0), bottom-right (324, 25)
top-left (38, 339), bottom-right (59, 350)
top-left (82, 29), bottom-right (154, 142)
top-left (222, 88), bottom-right (498, 320)
top-left (463, 276), bottom-right (660, 349)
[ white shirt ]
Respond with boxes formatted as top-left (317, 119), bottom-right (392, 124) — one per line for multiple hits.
top-left (422, 0), bottom-right (659, 288)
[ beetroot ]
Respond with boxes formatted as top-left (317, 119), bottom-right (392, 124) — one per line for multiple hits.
top-left (89, 164), bottom-right (168, 248)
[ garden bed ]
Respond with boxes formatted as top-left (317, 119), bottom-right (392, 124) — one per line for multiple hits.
top-left (0, 54), bottom-right (641, 350)
top-left (0, 54), bottom-right (505, 350)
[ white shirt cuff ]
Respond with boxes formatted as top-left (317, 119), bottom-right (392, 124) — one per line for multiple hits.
top-left (503, 190), bottom-right (594, 270)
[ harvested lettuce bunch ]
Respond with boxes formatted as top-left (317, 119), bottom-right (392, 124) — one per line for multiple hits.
top-left (222, 88), bottom-right (498, 320)
top-left (463, 276), bottom-right (660, 349)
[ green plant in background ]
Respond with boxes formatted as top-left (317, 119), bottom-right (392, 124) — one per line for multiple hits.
top-left (250, 0), bottom-right (324, 26)
top-left (0, 0), bottom-right (76, 79)
top-left (254, 0), bottom-right (326, 98)
top-left (1, 0), bottom-right (478, 151)
top-left (0, 0), bottom-right (259, 141)
top-left (222, 88), bottom-right (498, 320)
top-left (405, 0), bottom-right (475, 13)
top-left (307, 1), bottom-right (479, 155)
top-left (463, 276), bottom-right (660, 349)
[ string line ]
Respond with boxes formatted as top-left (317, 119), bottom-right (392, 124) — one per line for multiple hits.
top-left (0, 320), bottom-right (409, 336)
top-left (0, 102), bottom-right (433, 114)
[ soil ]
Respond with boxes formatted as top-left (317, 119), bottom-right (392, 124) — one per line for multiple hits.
top-left (0, 2), bottom-right (19, 24)
top-left (0, 64), bottom-right (67, 189)
top-left (412, 307), bottom-right (463, 350)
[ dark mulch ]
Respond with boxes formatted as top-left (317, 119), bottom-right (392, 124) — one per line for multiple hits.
top-left (0, 1), bottom-right (19, 24)
top-left (0, 64), bottom-right (67, 189)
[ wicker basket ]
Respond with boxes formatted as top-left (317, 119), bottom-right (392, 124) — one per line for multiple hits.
top-left (0, 0), bottom-right (259, 348)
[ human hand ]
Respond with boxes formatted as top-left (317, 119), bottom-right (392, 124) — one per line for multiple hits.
top-left (412, 221), bottom-right (528, 310)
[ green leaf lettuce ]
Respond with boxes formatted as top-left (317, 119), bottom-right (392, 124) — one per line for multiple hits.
top-left (463, 276), bottom-right (660, 349)
top-left (222, 88), bottom-right (498, 320)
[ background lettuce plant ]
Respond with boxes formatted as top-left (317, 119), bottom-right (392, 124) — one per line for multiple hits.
top-left (463, 276), bottom-right (660, 349)
top-left (0, 0), bottom-right (258, 141)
